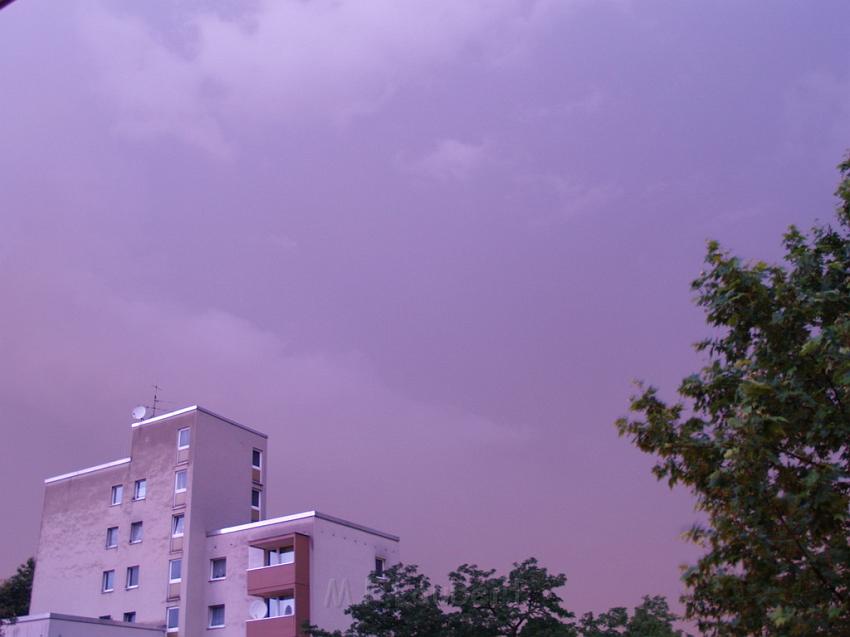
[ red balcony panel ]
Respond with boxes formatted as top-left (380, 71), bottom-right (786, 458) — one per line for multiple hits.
top-left (246, 615), bottom-right (297, 637)
top-left (247, 562), bottom-right (296, 597)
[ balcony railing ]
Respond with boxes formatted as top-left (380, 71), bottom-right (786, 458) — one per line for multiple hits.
top-left (246, 615), bottom-right (297, 637)
top-left (247, 562), bottom-right (297, 597)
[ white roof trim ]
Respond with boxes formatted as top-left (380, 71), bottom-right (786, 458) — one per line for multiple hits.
top-left (130, 404), bottom-right (198, 428)
top-left (5, 613), bottom-right (163, 631)
top-left (131, 404), bottom-right (268, 438)
top-left (209, 510), bottom-right (400, 542)
top-left (44, 458), bottom-right (131, 484)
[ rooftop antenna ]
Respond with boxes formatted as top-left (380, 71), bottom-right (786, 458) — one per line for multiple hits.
top-left (131, 384), bottom-right (177, 421)
top-left (151, 384), bottom-right (162, 416)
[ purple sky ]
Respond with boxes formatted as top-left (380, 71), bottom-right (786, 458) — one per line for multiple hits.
top-left (1, 0), bottom-right (849, 622)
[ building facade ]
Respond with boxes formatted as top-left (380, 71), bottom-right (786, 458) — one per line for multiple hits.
top-left (24, 406), bottom-right (399, 637)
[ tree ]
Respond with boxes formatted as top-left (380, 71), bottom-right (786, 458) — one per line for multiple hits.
top-left (446, 559), bottom-right (575, 637)
top-left (0, 558), bottom-right (35, 630)
top-left (306, 559), bottom-right (575, 637)
top-left (617, 156), bottom-right (850, 634)
top-left (579, 596), bottom-right (685, 637)
top-left (305, 559), bottom-right (685, 637)
top-left (305, 563), bottom-right (448, 637)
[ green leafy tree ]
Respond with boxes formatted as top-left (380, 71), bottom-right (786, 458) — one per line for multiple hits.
top-left (306, 559), bottom-right (575, 637)
top-left (0, 558), bottom-right (35, 632)
top-left (446, 559), bottom-right (575, 637)
top-left (617, 157), bottom-right (850, 635)
top-left (579, 596), bottom-right (685, 637)
top-left (305, 563), bottom-right (448, 637)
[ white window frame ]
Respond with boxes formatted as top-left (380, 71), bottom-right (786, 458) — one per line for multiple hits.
top-left (252, 449), bottom-right (262, 470)
top-left (129, 521), bottom-right (143, 544)
top-left (210, 558), bottom-right (226, 581)
top-left (174, 469), bottom-right (187, 493)
top-left (166, 607), bottom-right (179, 632)
top-left (172, 514), bottom-right (185, 538)
top-left (102, 570), bottom-right (115, 593)
top-left (110, 484), bottom-right (123, 506)
top-left (251, 489), bottom-right (261, 515)
top-left (177, 427), bottom-right (190, 450)
top-left (375, 557), bottom-right (387, 578)
top-left (267, 596), bottom-right (295, 618)
top-left (265, 546), bottom-right (294, 566)
top-left (169, 558), bottom-right (182, 584)
top-left (105, 526), bottom-right (118, 549)
top-left (208, 604), bottom-right (225, 629)
top-left (133, 479), bottom-right (146, 501)
top-left (126, 565), bottom-right (140, 590)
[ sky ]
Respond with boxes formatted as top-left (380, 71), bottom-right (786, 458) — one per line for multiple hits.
top-left (1, 0), bottom-right (849, 624)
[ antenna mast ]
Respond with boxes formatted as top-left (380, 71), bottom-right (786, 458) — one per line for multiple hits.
top-left (152, 384), bottom-right (162, 416)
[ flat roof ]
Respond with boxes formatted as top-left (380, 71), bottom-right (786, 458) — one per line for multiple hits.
top-left (209, 510), bottom-right (400, 542)
top-left (5, 613), bottom-right (163, 632)
top-left (131, 404), bottom-right (268, 439)
top-left (44, 457), bottom-right (131, 484)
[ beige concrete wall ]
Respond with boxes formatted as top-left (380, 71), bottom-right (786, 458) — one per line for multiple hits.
top-left (30, 462), bottom-right (134, 620)
top-left (309, 517), bottom-right (400, 633)
top-left (183, 410), bottom-right (267, 637)
top-left (127, 410), bottom-right (197, 628)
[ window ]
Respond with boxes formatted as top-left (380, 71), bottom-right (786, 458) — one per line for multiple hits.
top-left (133, 479), bottom-right (147, 500)
top-left (105, 526), bottom-right (118, 549)
top-left (174, 469), bottom-right (187, 493)
top-left (172, 514), bottom-right (185, 537)
top-left (98, 615), bottom-right (112, 620)
top-left (265, 547), bottom-right (294, 566)
top-left (126, 565), bottom-right (140, 589)
top-left (102, 570), bottom-right (115, 593)
top-left (375, 557), bottom-right (386, 577)
top-left (210, 558), bottom-right (226, 580)
top-left (166, 607), bottom-right (179, 632)
top-left (267, 596), bottom-right (295, 618)
top-left (177, 427), bottom-right (190, 449)
top-left (130, 521), bottom-right (143, 544)
top-left (251, 489), bottom-right (261, 512)
top-left (169, 558), bottom-right (182, 583)
top-left (208, 604), bottom-right (225, 628)
top-left (110, 484), bottom-right (123, 506)
top-left (252, 449), bottom-right (262, 470)
top-left (123, 612), bottom-right (136, 624)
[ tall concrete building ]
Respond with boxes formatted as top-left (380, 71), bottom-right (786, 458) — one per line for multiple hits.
top-left (18, 406), bottom-right (399, 637)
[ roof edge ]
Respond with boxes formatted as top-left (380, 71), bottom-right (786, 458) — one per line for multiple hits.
top-left (3, 612), bottom-right (163, 631)
top-left (131, 404), bottom-right (268, 439)
top-left (44, 457), bottom-right (131, 484)
top-left (208, 510), bottom-right (400, 542)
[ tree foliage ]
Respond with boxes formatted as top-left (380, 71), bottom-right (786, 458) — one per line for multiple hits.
top-left (305, 560), bottom-right (682, 637)
top-left (578, 596), bottom-right (685, 637)
top-left (617, 156), bottom-right (850, 635)
top-left (0, 558), bottom-right (34, 624)
top-left (446, 559), bottom-right (575, 637)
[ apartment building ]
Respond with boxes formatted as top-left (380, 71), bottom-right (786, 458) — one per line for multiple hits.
top-left (19, 406), bottom-right (399, 637)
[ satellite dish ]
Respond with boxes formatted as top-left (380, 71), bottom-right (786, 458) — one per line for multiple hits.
top-left (131, 405), bottom-right (148, 421)
top-left (249, 600), bottom-right (267, 620)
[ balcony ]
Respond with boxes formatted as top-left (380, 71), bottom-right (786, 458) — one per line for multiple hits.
top-left (246, 615), bottom-right (297, 637)
top-left (247, 562), bottom-right (296, 597)
top-left (245, 532), bottom-right (311, 635)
